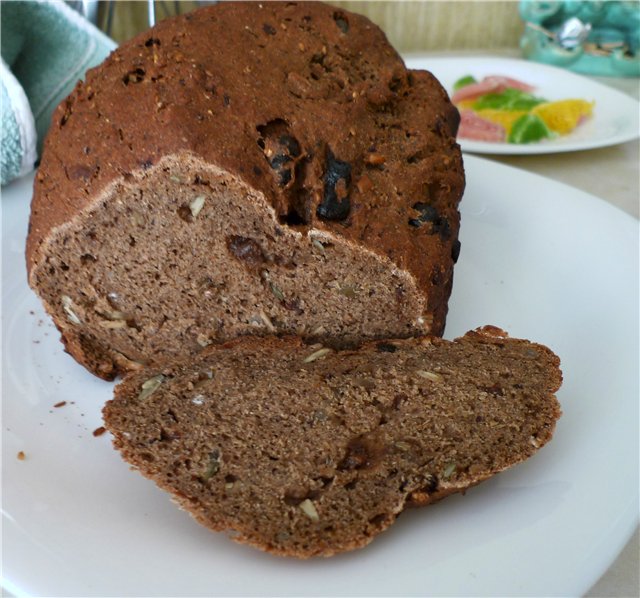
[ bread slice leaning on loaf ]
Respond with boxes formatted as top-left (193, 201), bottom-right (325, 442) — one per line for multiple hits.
top-left (27, 1), bottom-right (464, 380)
top-left (103, 326), bottom-right (562, 558)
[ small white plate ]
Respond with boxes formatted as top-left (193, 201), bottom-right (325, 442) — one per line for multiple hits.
top-left (404, 55), bottom-right (640, 154)
top-left (2, 157), bottom-right (638, 597)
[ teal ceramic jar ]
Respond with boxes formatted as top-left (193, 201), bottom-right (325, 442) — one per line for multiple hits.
top-left (519, 0), bottom-right (640, 76)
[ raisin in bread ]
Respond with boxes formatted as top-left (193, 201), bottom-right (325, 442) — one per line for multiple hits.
top-left (27, 1), bottom-right (464, 380)
top-left (103, 326), bottom-right (562, 558)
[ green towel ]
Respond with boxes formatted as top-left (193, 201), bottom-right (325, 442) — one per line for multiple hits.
top-left (1, 0), bottom-right (116, 186)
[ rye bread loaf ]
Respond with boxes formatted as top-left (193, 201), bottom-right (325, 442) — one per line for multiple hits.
top-left (26, 1), bottom-right (464, 380)
top-left (103, 326), bottom-right (562, 558)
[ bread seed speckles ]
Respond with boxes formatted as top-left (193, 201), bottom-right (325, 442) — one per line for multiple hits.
top-left (202, 449), bottom-right (221, 480)
top-left (298, 499), bottom-right (319, 521)
top-left (337, 285), bottom-right (357, 298)
top-left (99, 319), bottom-right (127, 329)
top-left (303, 348), bottom-right (331, 363)
top-left (442, 462), bottom-right (456, 479)
top-left (138, 374), bottom-right (165, 400)
top-left (106, 291), bottom-right (122, 307)
top-left (189, 195), bottom-right (206, 218)
top-left (394, 441), bottom-right (411, 451)
top-left (113, 350), bottom-right (144, 371)
top-left (416, 370), bottom-right (443, 382)
top-left (196, 334), bottom-right (211, 347)
top-left (311, 239), bottom-right (326, 256)
top-left (259, 310), bottom-right (276, 332)
top-left (269, 282), bottom-right (285, 301)
top-left (102, 310), bottom-right (127, 320)
top-left (61, 295), bottom-right (81, 324)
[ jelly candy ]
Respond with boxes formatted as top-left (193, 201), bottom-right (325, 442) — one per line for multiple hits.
top-left (451, 73), bottom-right (594, 143)
top-left (453, 75), bottom-right (478, 91)
top-left (532, 100), bottom-right (594, 134)
top-left (508, 114), bottom-right (554, 144)
top-left (473, 88), bottom-right (546, 111)
top-left (475, 109), bottom-right (529, 135)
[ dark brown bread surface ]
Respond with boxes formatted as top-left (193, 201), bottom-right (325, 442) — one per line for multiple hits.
top-left (27, 1), bottom-right (464, 380)
top-left (103, 326), bottom-right (562, 558)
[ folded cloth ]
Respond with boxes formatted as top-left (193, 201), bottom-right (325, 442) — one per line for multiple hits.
top-left (1, 57), bottom-right (37, 186)
top-left (1, 0), bottom-right (116, 186)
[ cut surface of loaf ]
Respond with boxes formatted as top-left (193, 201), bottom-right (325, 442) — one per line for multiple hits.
top-left (103, 326), bottom-right (562, 558)
top-left (27, 1), bottom-right (464, 380)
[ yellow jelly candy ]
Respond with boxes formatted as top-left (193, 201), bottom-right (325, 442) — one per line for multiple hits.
top-left (532, 100), bottom-right (594, 135)
top-left (475, 109), bottom-right (528, 135)
top-left (456, 99), bottom-right (476, 110)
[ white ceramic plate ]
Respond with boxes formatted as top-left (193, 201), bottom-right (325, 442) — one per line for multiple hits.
top-left (404, 55), bottom-right (640, 155)
top-left (2, 157), bottom-right (638, 597)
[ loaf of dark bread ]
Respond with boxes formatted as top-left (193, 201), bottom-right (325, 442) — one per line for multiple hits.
top-left (103, 326), bottom-right (562, 558)
top-left (27, 1), bottom-right (464, 380)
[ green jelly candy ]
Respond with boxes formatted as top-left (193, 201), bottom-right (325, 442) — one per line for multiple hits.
top-left (453, 75), bottom-right (477, 91)
top-left (508, 114), bottom-right (554, 144)
top-left (474, 88), bottom-right (547, 111)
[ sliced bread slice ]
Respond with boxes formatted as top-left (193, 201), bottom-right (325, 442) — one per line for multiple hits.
top-left (103, 326), bottom-right (562, 558)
